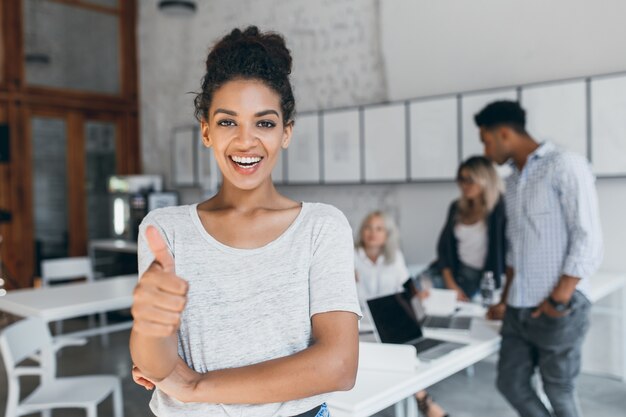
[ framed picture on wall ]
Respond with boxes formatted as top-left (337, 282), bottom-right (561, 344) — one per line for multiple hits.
top-left (196, 126), bottom-right (221, 191)
top-left (591, 74), bottom-right (626, 176)
top-left (322, 108), bottom-right (361, 183)
top-left (171, 126), bottom-right (197, 187)
top-left (521, 79), bottom-right (587, 159)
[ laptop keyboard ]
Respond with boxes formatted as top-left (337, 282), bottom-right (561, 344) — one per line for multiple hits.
top-left (424, 316), bottom-right (452, 328)
top-left (424, 315), bottom-right (472, 330)
top-left (412, 338), bottom-right (445, 354)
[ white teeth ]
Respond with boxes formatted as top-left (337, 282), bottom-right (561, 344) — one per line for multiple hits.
top-left (232, 155), bottom-right (261, 164)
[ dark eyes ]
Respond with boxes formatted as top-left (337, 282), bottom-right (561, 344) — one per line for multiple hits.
top-left (217, 119), bottom-right (236, 127)
top-left (216, 119), bottom-right (276, 128)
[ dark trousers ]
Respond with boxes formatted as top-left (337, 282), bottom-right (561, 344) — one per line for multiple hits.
top-left (496, 291), bottom-right (591, 417)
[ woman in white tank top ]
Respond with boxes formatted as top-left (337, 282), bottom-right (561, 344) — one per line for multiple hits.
top-left (431, 156), bottom-right (506, 301)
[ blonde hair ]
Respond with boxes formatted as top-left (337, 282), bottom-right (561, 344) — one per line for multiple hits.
top-left (457, 156), bottom-right (504, 221)
top-left (356, 211), bottom-right (400, 264)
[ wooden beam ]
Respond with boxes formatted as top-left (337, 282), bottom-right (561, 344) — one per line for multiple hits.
top-left (67, 111), bottom-right (87, 256)
top-left (45, 0), bottom-right (121, 16)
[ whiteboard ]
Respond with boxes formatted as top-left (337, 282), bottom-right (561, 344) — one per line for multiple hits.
top-left (172, 126), bottom-right (197, 186)
top-left (322, 109), bottom-right (361, 183)
top-left (287, 113), bottom-right (320, 183)
top-left (363, 104), bottom-right (407, 181)
top-left (272, 148), bottom-right (285, 183)
top-left (591, 75), bottom-right (626, 176)
top-left (409, 96), bottom-right (458, 180)
top-left (521, 80), bottom-right (587, 158)
top-left (196, 127), bottom-right (221, 191)
top-left (461, 89), bottom-right (517, 160)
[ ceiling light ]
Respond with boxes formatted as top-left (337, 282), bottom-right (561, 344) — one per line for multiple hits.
top-left (158, 0), bottom-right (197, 16)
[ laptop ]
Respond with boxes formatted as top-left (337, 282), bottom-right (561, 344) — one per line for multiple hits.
top-left (366, 292), bottom-right (466, 362)
top-left (404, 279), bottom-right (472, 331)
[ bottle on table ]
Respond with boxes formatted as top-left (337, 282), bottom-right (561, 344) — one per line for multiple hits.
top-left (480, 271), bottom-right (495, 308)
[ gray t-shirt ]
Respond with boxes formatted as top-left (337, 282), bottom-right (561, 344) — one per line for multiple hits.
top-left (137, 202), bottom-right (362, 417)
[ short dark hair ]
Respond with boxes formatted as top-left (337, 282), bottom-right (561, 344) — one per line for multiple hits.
top-left (194, 26), bottom-right (296, 124)
top-left (474, 100), bottom-right (527, 134)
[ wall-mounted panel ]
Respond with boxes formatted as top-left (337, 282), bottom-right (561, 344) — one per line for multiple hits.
top-left (287, 113), bottom-right (320, 183)
top-left (409, 97), bottom-right (458, 180)
top-left (521, 80), bottom-right (587, 158)
top-left (322, 109), bottom-right (361, 183)
top-left (363, 104), bottom-right (406, 182)
top-left (591, 75), bottom-right (626, 176)
top-left (461, 89), bottom-right (517, 160)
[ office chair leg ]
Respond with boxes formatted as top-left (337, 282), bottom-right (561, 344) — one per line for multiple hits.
top-left (42, 410), bottom-right (52, 417)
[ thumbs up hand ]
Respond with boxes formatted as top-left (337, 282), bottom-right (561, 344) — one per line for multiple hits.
top-left (131, 225), bottom-right (188, 338)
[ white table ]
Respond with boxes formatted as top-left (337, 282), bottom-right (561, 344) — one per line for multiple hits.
top-left (88, 239), bottom-right (138, 254)
top-left (329, 304), bottom-right (500, 417)
top-left (0, 274), bottom-right (137, 339)
top-left (328, 271), bottom-right (626, 417)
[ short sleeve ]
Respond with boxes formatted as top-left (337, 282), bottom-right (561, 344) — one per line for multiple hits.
top-left (309, 210), bottom-right (362, 319)
top-left (137, 212), bottom-right (173, 279)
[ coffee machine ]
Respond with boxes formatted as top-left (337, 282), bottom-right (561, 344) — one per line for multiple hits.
top-left (108, 175), bottom-right (171, 241)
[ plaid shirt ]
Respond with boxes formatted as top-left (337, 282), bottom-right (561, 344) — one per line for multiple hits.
top-left (505, 142), bottom-right (603, 308)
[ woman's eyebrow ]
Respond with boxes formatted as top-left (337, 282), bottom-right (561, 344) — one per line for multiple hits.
top-left (214, 108), bottom-right (237, 116)
top-left (255, 109), bottom-right (279, 117)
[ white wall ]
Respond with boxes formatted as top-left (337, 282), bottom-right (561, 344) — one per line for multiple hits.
top-left (381, 0), bottom-right (626, 99)
top-left (138, 0), bottom-right (385, 189)
top-left (139, 0), bottom-right (626, 378)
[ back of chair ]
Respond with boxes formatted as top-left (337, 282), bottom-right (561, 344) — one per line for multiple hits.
top-left (0, 317), bottom-right (55, 376)
top-left (41, 256), bottom-right (94, 287)
top-left (0, 317), bottom-right (56, 415)
top-left (0, 317), bottom-right (56, 417)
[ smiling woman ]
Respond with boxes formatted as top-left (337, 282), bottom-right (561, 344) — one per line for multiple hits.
top-left (129, 26), bottom-right (362, 417)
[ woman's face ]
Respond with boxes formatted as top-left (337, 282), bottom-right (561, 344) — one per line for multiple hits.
top-left (361, 215), bottom-right (387, 251)
top-left (457, 168), bottom-right (483, 201)
top-left (201, 79), bottom-right (292, 191)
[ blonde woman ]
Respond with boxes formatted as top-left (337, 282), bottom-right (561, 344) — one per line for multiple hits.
top-left (354, 211), bottom-right (409, 300)
top-left (355, 211), bottom-right (449, 417)
top-left (434, 156), bottom-right (506, 301)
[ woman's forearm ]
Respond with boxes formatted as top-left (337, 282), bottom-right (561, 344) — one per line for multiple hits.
top-left (499, 266), bottom-right (515, 304)
top-left (192, 339), bottom-right (356, 403)
top-left (130, 331), bottom-right (179, 381)
top-left (441, 268), bottom-right (458, 289)
top-left (161, 312), bottom-right (360, 404)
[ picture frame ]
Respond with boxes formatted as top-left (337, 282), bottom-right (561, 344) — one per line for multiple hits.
top-left (171, 126), bottom-right (197, 187)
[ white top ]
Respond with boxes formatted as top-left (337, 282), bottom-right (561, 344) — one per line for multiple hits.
top-left (354, 247), bottom-right (410, 301)
top-left (454, 220), bottom-right (488, 270)
top-left (137, 203), bottom-right (362, 417)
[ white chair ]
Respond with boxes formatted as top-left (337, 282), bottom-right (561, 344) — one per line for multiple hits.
top-left (0, 317), bottom-right (123, 417)
top-left (41, 256), bottom-right (107, 335)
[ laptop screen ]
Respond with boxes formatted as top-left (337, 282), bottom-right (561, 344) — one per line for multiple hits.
top-left (367, 292), bottom-right (423, 344)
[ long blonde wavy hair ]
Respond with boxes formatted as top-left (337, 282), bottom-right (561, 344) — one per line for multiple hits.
top-left (457, 156), bottom-right (504, 222)
top-left (356, 211), bottom-right (400, 264)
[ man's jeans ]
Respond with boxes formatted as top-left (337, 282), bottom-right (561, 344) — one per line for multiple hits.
top-left (497, 291), bottom-right (591, 417)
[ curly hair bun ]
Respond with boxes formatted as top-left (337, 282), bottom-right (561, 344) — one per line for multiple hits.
top-left (194, 26), bottom-right (296, 123)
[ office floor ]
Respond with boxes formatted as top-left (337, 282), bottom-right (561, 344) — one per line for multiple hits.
top-left (1, 316), bottom-right (625, 417)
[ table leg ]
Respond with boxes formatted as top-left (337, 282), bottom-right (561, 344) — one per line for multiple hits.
top-left (622, 283), bottom-right (626, 382)
top-left (406, 395), bottom-right (418, 417)
top-left (394, 399), bottom-right (405, 417)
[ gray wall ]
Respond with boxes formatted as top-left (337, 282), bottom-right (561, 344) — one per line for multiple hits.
top-left (139, 0), bottom-right (626, 377)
